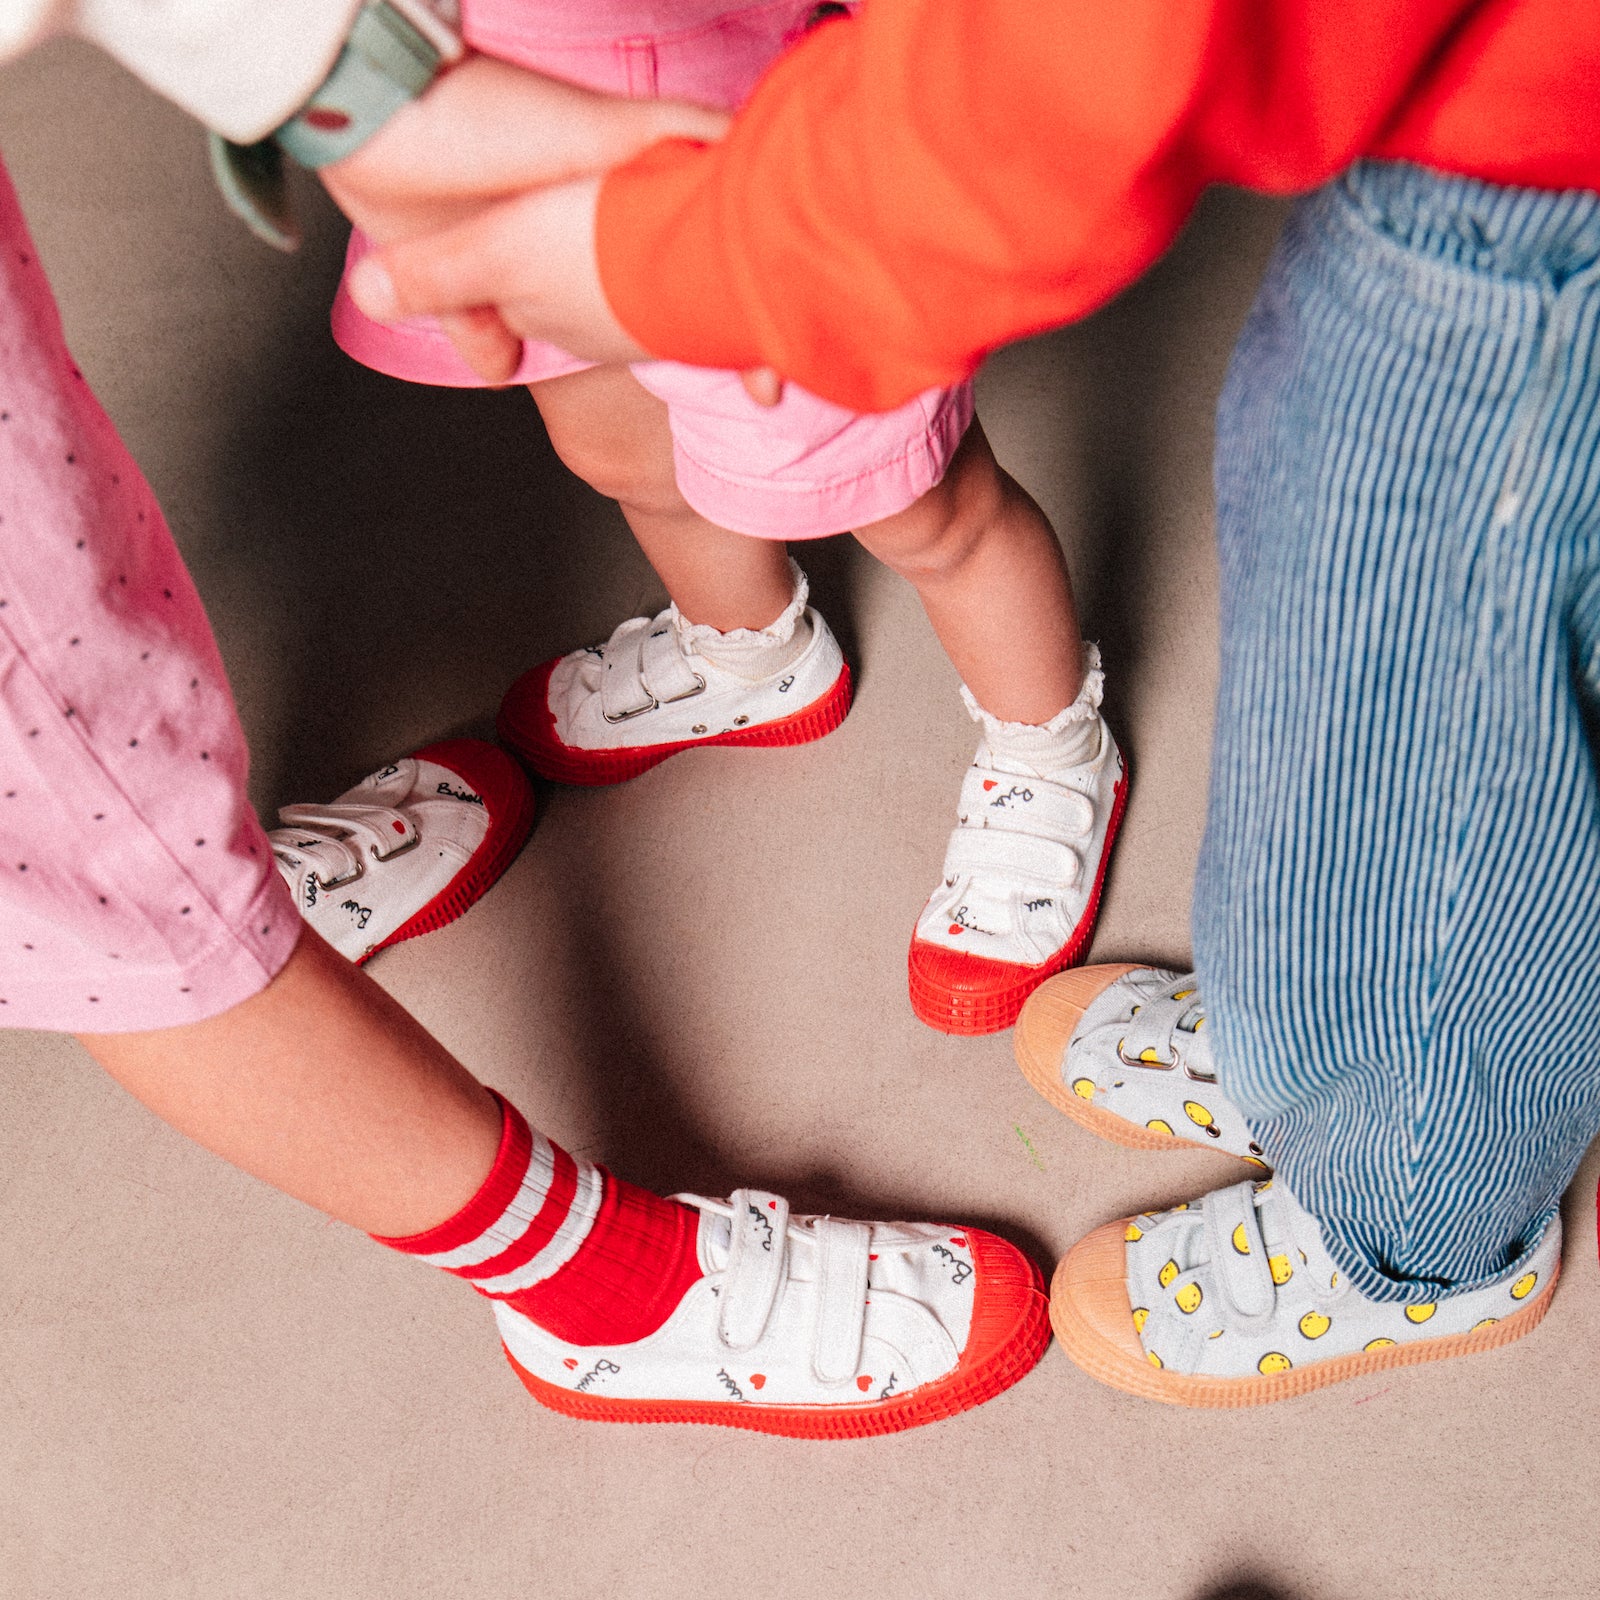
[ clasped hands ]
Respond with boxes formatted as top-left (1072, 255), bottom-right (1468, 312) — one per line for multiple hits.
top-left (321, 55), bottom-right (782, 404)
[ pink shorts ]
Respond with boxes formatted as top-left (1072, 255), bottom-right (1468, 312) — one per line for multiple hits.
top-left (0, 162), bottom-right (299, 1034)
top-left (330, 0), bottom-right (975, 540)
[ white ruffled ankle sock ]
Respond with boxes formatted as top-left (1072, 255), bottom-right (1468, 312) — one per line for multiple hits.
top-left (964, 642), bottom-right (1105, 778)
top-left (672, 558), bottom-right (814, 682)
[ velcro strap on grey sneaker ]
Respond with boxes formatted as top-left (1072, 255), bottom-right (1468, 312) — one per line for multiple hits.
top-left (1050, 967), bottom-right (1268, 1164)
top-left (1115, 980), bottom-right (1208, 1070)
top-left (1202, 1180), bottom-right (1276, 1324)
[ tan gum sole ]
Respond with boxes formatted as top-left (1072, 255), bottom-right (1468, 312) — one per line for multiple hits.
top-left (1051, 1217), bottom-right (1562, 1409)
top-left (1014, 965), bottom-right (1262, 1165)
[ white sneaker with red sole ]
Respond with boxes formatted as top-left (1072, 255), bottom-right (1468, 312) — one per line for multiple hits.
top-left (495, 1188), bottom-right (1050, 1439)
top-left (908, 718), bottom-right (1128, 1035)
top-left (270, 738), bottom-right (535, 963)
top-left (497, 605), bottom-right (851, 786)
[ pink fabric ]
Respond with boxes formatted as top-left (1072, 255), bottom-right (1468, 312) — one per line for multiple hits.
top-left (329, 0), bottom-right (974, 539)
top-left (0, 162), bottom-right (300, 1034)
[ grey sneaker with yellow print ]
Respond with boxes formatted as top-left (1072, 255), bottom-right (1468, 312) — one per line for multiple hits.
top-left (1015, 965), bottom-right (1269, 1168)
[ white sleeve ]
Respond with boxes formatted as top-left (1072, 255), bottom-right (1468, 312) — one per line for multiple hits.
top-left (0, 0), bottom-right (365, 143)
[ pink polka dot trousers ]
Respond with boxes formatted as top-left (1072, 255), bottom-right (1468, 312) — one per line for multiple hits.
top-left (0, 160), bottom-right (299, 1033)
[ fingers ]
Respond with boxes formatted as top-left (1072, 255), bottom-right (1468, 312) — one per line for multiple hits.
top-left (327, 56), bottom-right (728, 209)
top-left (740, 367), bottom-right (785, 407)
top-left (438, 309), bottom-right (524, 385)
top-left (346, 196), bottom-right (551, 323)
top-left (348, 179), bottom-right (651, 365)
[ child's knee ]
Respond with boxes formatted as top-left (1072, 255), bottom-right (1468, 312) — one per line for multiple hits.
top-left (538, 400), bottom-right (686, 519)
top-left (856, 449), bottom-right (1007, 582)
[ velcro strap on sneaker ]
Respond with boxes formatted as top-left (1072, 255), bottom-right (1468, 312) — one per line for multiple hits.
top-left (1119, 984), bottom-right (1210, 1073)
top-left (808, 1217), bottom-right (872, 1386)
top-left (599, 616), bottom-right (655, 721)
top-left (717, 1190), bottom-right (790, 1351)
top-left (957, 765), bottom-right (1095, 843)
top-left (1203, 1181), bottom-right (1276, 1325)
top-left (639, 618), bottom-right (706, 704)
top-left (274, 802), bottom-right (418, 868)
top-left (272, 833), bottom-right (361, 892)
top-left (941, 825), bottom-right (1082, 889)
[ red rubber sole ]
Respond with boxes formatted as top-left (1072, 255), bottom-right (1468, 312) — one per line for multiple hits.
top-left (497, 657), bottom-right (853, 787)
top-left (907, 760), bottom-right (1131, 1035)
top-left (356, 738), bottom-right (537, 964)
top-left (501, 1228), bottom-right (1050, 1439)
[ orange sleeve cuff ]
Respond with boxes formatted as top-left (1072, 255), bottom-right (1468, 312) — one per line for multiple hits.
top-left (596, 139), bottom-right (766, 378)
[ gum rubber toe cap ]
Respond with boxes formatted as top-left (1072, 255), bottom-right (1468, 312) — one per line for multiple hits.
top-left (1013, 966), bottom-right (1207, 1155)
top-left (1013, 965), bottom-right (1144, 1106)
top-left (1050, 1219), bottom-right (1147, 1373)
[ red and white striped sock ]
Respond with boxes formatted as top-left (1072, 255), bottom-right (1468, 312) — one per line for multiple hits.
top-left (372, 1092), bottom-right (703, 1345)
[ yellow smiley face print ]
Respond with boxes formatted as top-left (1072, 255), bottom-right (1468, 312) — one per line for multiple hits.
top-left (1071, 1077), bottom-right (1096, 1101)
top-left (1257, 1351), bottom-right (1292, 1375)
top-left (1158, 1259), bottom-right (1180, 1289)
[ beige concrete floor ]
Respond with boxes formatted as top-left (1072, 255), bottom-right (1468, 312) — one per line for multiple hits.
top-left (3, 39), bottom-right (1598, 1600)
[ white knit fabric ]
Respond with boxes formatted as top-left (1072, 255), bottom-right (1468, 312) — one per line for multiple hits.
top-left (0, 0), bottom-right (362, 141)
top-left (404, 1129), bottom-right (605, 1295)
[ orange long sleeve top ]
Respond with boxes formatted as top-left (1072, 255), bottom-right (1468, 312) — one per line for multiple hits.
top-left (594, 0), bottom-right (1600, 412)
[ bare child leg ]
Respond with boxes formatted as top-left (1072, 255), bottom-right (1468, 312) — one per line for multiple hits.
top-left (78, 925), bottom-right (1049, 1434)
top-left (854, 421), bottom-right (1128, 1035)
top-left (81, 926), bottom-right (505, 1236)
top-left (532, 365), bottom-right (793, 632)
top-left (498, 365), bottom-right (853, 783)
top-left (854, 422), bottom-right (1083, 723)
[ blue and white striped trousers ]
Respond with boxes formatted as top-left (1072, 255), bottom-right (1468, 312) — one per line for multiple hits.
top-left (1195, 161), bottom-right (1600, 1302)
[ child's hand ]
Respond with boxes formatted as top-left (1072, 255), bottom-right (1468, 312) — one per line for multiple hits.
top-left (321, 55), bottom-right (726, 379)
top-left (345, 173), bottom-right (647, 382)
top-left (322, 56), bottom-right (728, 245)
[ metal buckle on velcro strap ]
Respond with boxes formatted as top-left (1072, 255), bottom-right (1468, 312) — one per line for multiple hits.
top-left (717, 1190), bottom-right (790, 1351)
top-left (941, 825), bottom-right (1082, 888)
top-left (809, 1217), bottom-right (872, 1385)
top-left (599, 617), bottom-right (657, 722)
top-left (277, 834), bottom-right (363, 891)
top-left (276, 802), bottom-right (418, 862)
top-left (1203, 1181), bottom-right (1276, 1325)
top-left (639, 621), bottom-right (706, 705)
